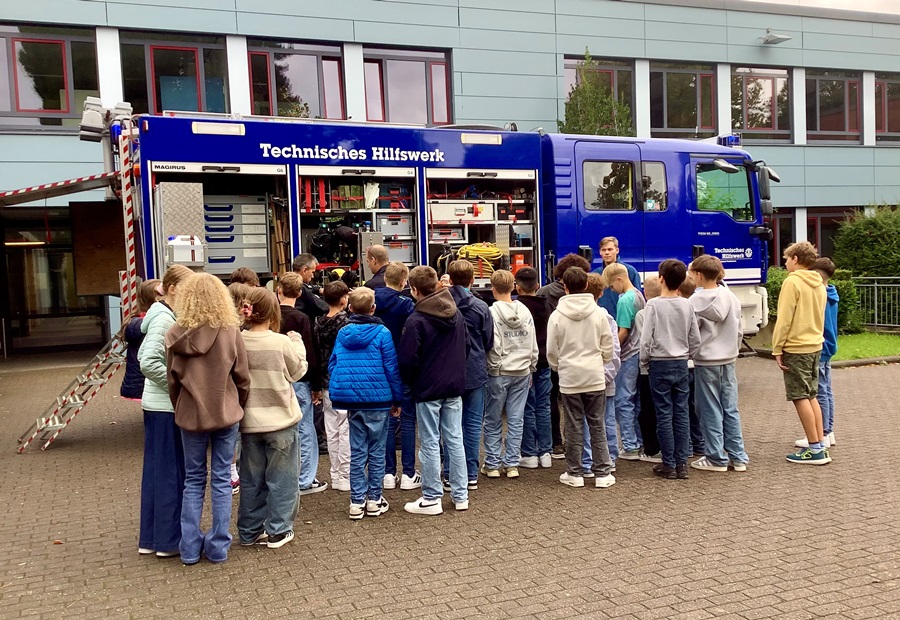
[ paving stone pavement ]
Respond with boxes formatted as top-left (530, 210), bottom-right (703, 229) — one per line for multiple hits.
top-left (1, 357), bottom-right (899, 619)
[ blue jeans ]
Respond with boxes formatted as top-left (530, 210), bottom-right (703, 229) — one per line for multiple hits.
top-left (817, 359), bottom-right (834, 434)
top-left (521, 368), bottom-right (552, 458)
top-left (385, 386), bottom-right (416, 478)
top-left (443, 386), bottom-right (485, 482)
top-left (483, 374), bottom-right (531, 469)
top-left (694, 363), bottom-right (748, 467)
top-left (649, 360), bottom-right (690, 469)
top-left (584, 395), bottom-right (617, 468)
top-left (237, 425), bottom-right (300, 543)
top-left (139, 411), bottom-right (185, 553)
top-left (293, 382), bottom-right (318, 489)
top-left (349, 409), bottom-right (390, 504)
top-left (180, 423), bottom-right (239, 564)
top-left (614, 355), bottom-right (642, 451)
top-left (416, 398), bottom-right (466, 503)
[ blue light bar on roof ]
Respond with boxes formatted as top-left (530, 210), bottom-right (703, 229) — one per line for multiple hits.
top-left (717, 133), bottom-right (742, 148)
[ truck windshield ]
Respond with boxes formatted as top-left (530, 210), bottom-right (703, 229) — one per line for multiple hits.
top-left (696, 163), bottom-right (754, 222)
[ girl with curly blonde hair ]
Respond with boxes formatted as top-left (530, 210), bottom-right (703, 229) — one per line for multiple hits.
top-left (165, 272), bottom-right (250, 565)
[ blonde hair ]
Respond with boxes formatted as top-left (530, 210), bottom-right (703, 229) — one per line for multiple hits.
top-left (602, 262), bottom-right (627, 281)
top-left (162, 264), bottom-right (193, 296)
top-left (490, 269), bottom-right (515, 295)
top-left (784, 241), bottom-right (818, 268)
top-left (385, 261), bottom-right (410, 287)
top-left (349, 287), bottom-right (375, 314)
top-left (278, 272), bottom-right (304, 298)
top-left (585, 272), bottom-right (605, 300)
top-left (643, 275), bottom-right (662, 300)
top-left (175, 273), bottom-right (242, 329)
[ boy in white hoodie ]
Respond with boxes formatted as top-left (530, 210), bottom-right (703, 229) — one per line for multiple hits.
top-left (482, 270), bottom-right (539, 479)
top-left (688, 255), bottom-right (749, 473)
top-left (547, 267), bottom-right (615, 489)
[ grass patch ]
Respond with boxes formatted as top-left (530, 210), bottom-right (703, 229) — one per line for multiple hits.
top-left (833, 332), bottom-right (900, 361)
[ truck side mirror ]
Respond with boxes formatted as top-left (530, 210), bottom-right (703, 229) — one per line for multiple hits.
top-left (760, 199), bottom-right (774, 216)
top-left (758, 165), bottom-right (780, 201)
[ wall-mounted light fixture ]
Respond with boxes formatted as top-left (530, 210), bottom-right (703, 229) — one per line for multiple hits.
top-left (762, 28), bottom-right (792, 45)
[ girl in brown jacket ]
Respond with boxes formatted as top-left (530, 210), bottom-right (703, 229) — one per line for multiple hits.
top-left (166, 273), bottom-right (250, 565)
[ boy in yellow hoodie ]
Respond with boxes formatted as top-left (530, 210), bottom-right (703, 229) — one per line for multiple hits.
top-left (771, 241), bottom-right (829, 465)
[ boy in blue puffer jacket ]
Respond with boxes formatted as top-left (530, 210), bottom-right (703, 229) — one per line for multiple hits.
top-left (329, 287), bottom-right (404, 520)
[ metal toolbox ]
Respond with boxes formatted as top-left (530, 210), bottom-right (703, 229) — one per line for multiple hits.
top-left (428, 201), bottom-right (495, 223)
top-left (377, 214), bottom-right (414, 237)
top-left (385, 241), bottom-right (416, 263)
top-left (202, 196), bottom-right (270, 274)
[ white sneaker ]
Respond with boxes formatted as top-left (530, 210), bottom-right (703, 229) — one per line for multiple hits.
top-left (366, 497), bottom-right (389, 517)
top-left (332, 478), bottom-right (351, 492)
top-left (538, 453), bottom-right (552, 468)
top-left (519, 455), bottom-right (539, 469)
top-left (400, 472), bottom-right (423, 490)
top-left (349, 502), bottom-right (365, 520)
top-left (454, 500), bottom-right (469, 511)
top-left (690, 456), bottom-right (728, 472)
top-left (404, 497), bottom-right (443, 515)
top-left (138, 548), bottom-right (154, 555)
top-left (795, 436), bottom-right (830, 449)
top-left (383, 474), bottom-right (397, 490)
top-left (828, 432), bottom-right (836, 446)
top-left (595, 474), bottom-right (616, 488)
top-left (729, 460), bottom-right (748, 472)
top-left (559, 472), bottom-right (584, 488)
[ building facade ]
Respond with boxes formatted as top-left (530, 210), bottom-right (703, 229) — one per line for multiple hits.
top-left (1, 0), bottom-right (899, 352)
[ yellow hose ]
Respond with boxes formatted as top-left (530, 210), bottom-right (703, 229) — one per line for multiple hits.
top-left (457, 243), bottom-right (503, 277)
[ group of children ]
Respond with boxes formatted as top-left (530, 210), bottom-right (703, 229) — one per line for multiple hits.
top-left (122, 239), bottom-right (838, 565)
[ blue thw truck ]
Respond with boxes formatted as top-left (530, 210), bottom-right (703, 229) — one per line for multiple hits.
top-left (133, 114), bottom-right (776, 334)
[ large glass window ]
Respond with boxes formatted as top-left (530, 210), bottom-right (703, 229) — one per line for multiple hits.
top-left (583, 161), bottom-right (634, 211)
top-left (563, 57), bottom-right (633, 114)
top-left (120, 32), bottom-right (228, 115)
top-left (247, 41), bottom-right (344, 119)
top-left (732, 67), bottom-right (791, 141)
top-left (876, 72), bottom-right (900, 143)
top-left (650, 62), bottom-right (716, 138)
top-left (806, 70), bottom-right (861, 142)
top-left (0, 25), bottom-right (98, 128)
top-left (696, 164), bottom-right (753, 222)
top-left (363, 48), bottom-right (450, 125)
top-left (642, 162), bottom-right (668, 212)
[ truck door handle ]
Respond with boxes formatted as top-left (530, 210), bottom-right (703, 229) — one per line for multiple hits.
top-left (201, 165), bottom-right (241, 173)
top-left (692, 245), bottom-right (705, 259)
top-left (341, 169), bottom-right (376, 175)
top-left (466, 172), bottom-right (498, 178)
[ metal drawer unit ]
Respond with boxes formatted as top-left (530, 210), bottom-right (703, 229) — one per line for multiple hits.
top-left (203, 196), bottom-right (270, 275)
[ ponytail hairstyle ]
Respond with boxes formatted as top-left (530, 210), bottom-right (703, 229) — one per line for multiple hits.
top-left (245, 287), bottom-right (282, 332)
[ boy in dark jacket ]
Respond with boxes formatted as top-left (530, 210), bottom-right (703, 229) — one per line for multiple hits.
top-left (444, 259), bottom-right (494, 489)
top-left (374, 262), bottom-right (420, 490)
top-left (398, 266), bottom-right (468, 515)
top-left (329, 287), bottom-right (403, 520)
top-left (515, 267), bottom-right (553, 469)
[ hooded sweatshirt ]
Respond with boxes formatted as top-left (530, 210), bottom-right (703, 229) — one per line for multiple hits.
top-left (121, 314), bottom-right (147, 400)
top-left (398, 288), bottom-right (468, 402)
top-left (516, 294), bottom-right (550, 369)
top-left (329, 314), bottom-right (404, 410)
top-left (822, 283), bottom-right (839, 361)
top-left (448, 285), bottom-right (493, 390)
top-left (488, 300), bottom-right (539, 377)
top-left (690, 286), bottom-right (743, 366)
top-left (604, 313), bottom-right (621, 397)
top-left (374, 287), bottom-right (415, 350)
top-left (240, 330), bottom-right (307, 433)
top-left (639, 296), bottom-right (701, 366)
top-left (138, 301), bottom-right (177, 413)
top-left (536, 280), bottom-right (566, 312)
top-left (546, 293), bottom-right (614, 395)
top-left (771, 269), bottom-right (826, 355)
top-left (165, 324), bottom-right (250, 432)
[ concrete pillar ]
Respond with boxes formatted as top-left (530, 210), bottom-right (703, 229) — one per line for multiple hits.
top-left (226, 35), bottom-right (251, 115)
top-left (634, 59), bottom-right (651, 138)
top-left (716, 63), bottom-right (731, 136)
top-left (793, 206), bottom-right (808, 243)
top-left (862, 71), bottom-right (877, 146)
top-left (95, 27), bottom-right (123, 108)
top-left (791, 67), bottom-right (806, 145)
top-left (343, 43), bottom-right (366, 122)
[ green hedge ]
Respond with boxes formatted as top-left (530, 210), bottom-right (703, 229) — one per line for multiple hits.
top-left (833, 207), bottom-right (900, 277)
top-left (765, 266), bottom-right (864, 334)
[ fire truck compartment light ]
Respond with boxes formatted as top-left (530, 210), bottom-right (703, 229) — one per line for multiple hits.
top-left (191, 122), bottom-right (246, 136)
top-left (717, 134), bottom-right (742, 148)
top-left (460, 133), bottom-right (503, 145)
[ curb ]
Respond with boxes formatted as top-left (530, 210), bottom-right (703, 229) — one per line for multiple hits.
top-left (754, 348), bottom-right (900, 368)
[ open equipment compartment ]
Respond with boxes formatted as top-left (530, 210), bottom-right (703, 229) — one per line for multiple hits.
top-left (296, 165), bottom-right (419, 284)
top-left (147, 161), bottom-right (290, 279)
top-left (425, 168), bottom-right (539, 287)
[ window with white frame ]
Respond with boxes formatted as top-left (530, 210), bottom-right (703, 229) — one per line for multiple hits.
top-left (362, 48), bottom-right (450, 125)
top-left (0, 24), bottom-right (98, 129)
top-left (247, 40), bottom-right (344, 119)
top-left (875, 72), bottom-right (900, 142)
top-left (806, 70), bottom-right (861, 142)
top-left (120, 32), bottom-right (229, 115)
top-left (732, 67), bottom-right (791, 141)
top-left (650, 62), bottom-right (716, 139)
top-left (563, 57), bottom-right (633, 115)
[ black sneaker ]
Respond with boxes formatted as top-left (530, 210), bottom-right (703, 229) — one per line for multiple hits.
top-left (266, 530), bottom-right (294, 549)
top-left (467, 479), bottom-right (478, 491)
top-left (550, 445), bottom-right (566, 460)
top-left (652, 464), bottom-right (677, 479)
top-left (299, 479), bottom-right (328, 495)
top-left (675, 464), bottom-right (689, 480)
top-left (442, 478), bottom-right (452, 492)
top-left (239, 531), bottom-right (269, 546)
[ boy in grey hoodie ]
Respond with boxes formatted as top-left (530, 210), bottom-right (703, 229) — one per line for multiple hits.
top-left (482, 270), bottom-right (539, 479)
top-left (688, 256), bottom-right (749, 473)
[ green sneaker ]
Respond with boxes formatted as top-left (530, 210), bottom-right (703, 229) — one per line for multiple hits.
top-left (786, 447), bottom-right (832, 465)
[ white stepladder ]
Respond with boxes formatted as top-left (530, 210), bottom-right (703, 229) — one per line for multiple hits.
top-left (13, 120), bottom-right (141, 453)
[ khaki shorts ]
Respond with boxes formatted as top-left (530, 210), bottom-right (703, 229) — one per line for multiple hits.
top-left (781, 351), bottom-right (821, 401)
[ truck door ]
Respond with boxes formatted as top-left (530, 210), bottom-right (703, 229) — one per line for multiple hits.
top-left (689, 158), bottom-right (764, 284)
top-left (574, 141), bottom-right (642, 272)
top-left (637, 152), bottom-right (691, 279)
